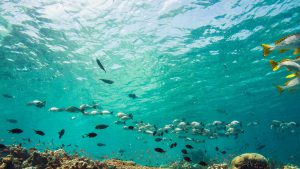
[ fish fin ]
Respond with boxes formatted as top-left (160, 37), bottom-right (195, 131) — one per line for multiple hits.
top-left (286, 73), bottom-right (296, 79)
top-left (279, 49), bottom-right (288, 54)
top-left (276, 86), bottom-right (284, 94)
top-left (269, 60), bottom-right (280, 71)
top-left (262, 44), bottom-right (272, 57)
top-left (275, 34), bottom-right (295, 45)
top-left (293, 48), bottom-right (300, 55)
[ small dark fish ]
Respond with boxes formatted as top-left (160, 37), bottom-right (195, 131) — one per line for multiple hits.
top-left (199, 161), bottom-right (208, 166)
top-left (184, 156), bottom-right (192, 162)
top-left (96, 58), bottom-right (106, 73)
top-left (256, 145), bottom-right (266, 150)
top-left (99, 79), bottom-right (114, 84)
top-left (221, 150), bottom-right (227, 154)
top-left (62, 144), bottom-right (65, 147)
top-left (181, 149), bottom-right (188, 154)
top-left (155, 138), bottom-right (163, 142)
top-left (58, 129), bottom-right (65, 139)
top-left (215, 146), bottom-right (219, 151)
top-left (128, 126), bottom-right (134, 130)
top-left (0, 144), bottom-right (6, 149)
top-left (6, 119), bottom-right (18, 124)
top-left (34, 130), bottom-right (45, 136)
top-left (97, 143), bottom-right (106, 147)
top-left (82, 132), bottom-right (97, 138)
top-left (67, 144), bottom-right (71, 147)
top-left (128, 94), bottom-right (138, 99)
top-left (170, 142), bottom-right (177, 148)
top-left (154, 148), bottom-right (166, 153)
top-left (185, 144), bottom-right (193, 149)
top-left (153, 131), bottom-right (157, 136)
top-left (3, 94), bottom-right (14, 98)
top-left (8, 128), bottom-right (23, 134)
top-left (95, 124), bottom-right (109, 130)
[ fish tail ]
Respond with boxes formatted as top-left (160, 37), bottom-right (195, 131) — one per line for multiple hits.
top-left (262, 44), bottom-right (272, 57)
top-left (276, 85), bottom-right (284, 94)
top-left (269, 60), bottom-right (280, 71)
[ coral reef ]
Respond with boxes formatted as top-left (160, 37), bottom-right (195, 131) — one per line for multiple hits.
top-left (1, 145), bottom-right (299, 169)
top-left (0, 145), bottom-right (162, 169)
top-left (231, 153), bottom-right (270, 169)
top-left (283, 164), bottom-right (300, 169)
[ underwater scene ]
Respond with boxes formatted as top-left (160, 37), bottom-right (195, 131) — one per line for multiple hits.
top-left (1, 0), bottom-right (300, 168)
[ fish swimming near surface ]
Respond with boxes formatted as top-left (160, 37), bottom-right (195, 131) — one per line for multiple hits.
top-left (8, 128), bottom-right (23, 134)
top-left (183, 156), bottom-right (192, 162)
top-left (82, 132), bottom-right (97, 138)
top-left (170, 142), bottom-right (177, 148)
top-left (262, 33), bottom-right (300, 56)
top-left (185, 144), bottom-right (193, 149)
top-left (97, 143), bottom-right (106, 147)
top-left (96, 58), bottom-right (106, 73)
top-left (128, 94), bottom-right (138, 99)
top-left (58, 129), bottom-right (65, 139)
top-left (95, 124), bottom-right (109, 130)
top-left (269, 59), bottom-right (300, 73)
top-left (221, 150), bottom-right (227, 154)
top-left (276, 76), bottom-right (300, 94)
top-left (34, 130), bottom-right (45, 136)
top-left (99, 79), bottom-right (114, 84)
top-left (2, 94), bottom-right (14, 98)
top-left (6, 119), bottom-right (18, 124)
top-left (154, 148), bottom-right (166, 153)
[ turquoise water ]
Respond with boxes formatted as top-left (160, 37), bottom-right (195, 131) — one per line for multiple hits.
top-left (0, 0), bottom-right (300, 167)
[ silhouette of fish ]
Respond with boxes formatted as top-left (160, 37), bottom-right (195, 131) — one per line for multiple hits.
top-left (256, 144), bottom-right (266, 150)
top-left (34, 130), bottom-right (45, 136)
top-left (95, 124), bottom-right (109, 130)
top-left (8, 128), bottom-right (23, 134)
top-left (97, 143), bottom-right (106, 147)
top-left (181, 149), bottom-right (188, 154)
top-left (199, 161), bottom-right (208, 166)
top-left (155, 138), bottom-right (163, 142)
top-left (185, 144), bottom-right (193, 149)
top-left (128, 94), bottom-right (138, 99)
top-left (184, 156), bottom-right (192, 162)
top-left (58, 129), bottom-right (65, 139)
top-left (3, 94), bottom-right (14, 98)
top-left (170, 142), bottom-right (177, 148)
top-left (96, 58), bottom-right (106, 73)
top-left (154, 148), bottom-right (166, 153)
top-left (99, 79), bottom-right (114, 84)
top-left (6, 119), bottom-right (18, 124)
top-left (82, 132), bottom-right (97, 138)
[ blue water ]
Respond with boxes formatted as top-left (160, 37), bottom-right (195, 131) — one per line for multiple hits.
top-left (1, 0), bottom-right (300, 167)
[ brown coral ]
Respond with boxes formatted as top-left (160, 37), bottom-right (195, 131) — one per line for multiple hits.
top-left (231, 153), bottom-right (270, 169)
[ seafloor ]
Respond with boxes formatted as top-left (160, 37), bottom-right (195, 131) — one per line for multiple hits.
top-left (0, 145), bottom-right (299, 169)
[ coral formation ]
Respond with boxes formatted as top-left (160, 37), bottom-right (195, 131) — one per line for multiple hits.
top-left (0, 145), bottom-right (162, 169)
top-left (231, 153), bottom-right (270, 169)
